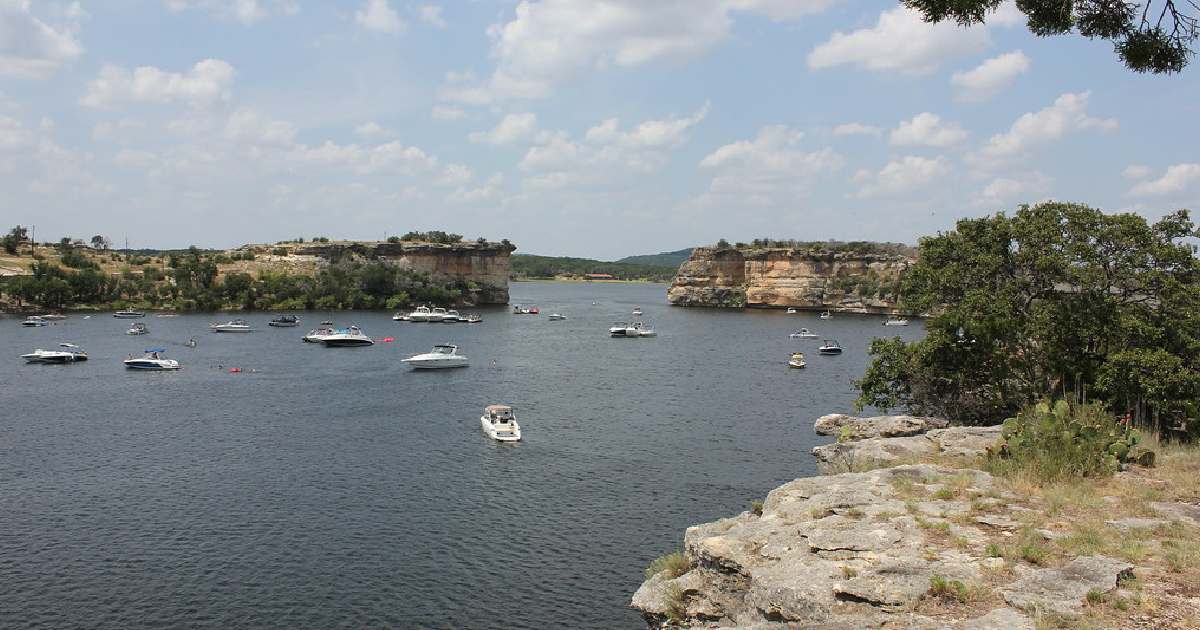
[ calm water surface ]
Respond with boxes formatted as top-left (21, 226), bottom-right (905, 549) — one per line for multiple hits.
top-left (0, 282), bottom-right (924, 629)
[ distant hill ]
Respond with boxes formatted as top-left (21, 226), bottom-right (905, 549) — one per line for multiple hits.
top-left (511, 254), bottom-right (679, 282)
top-left (615, 248), bottom-right (693, 268)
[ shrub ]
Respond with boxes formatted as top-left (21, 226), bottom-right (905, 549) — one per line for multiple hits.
top-left (750, 500), bottom-right (763, 516)
top-left (987, 401), bottom-right (1143, 483)
top-left (644, 552), bottom-right (690, 579)
top-left (272, 248), bottom-right (288, 256)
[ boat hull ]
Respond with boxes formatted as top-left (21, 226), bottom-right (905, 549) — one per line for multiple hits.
top-left (322, 339), bottom-right (374, 347)
top-left (403, 359), bottom-right (468, 369)
top-left (788, 361), bottom-right (806, 368)
top-left (268, 321), bottom-right (299, 327)
top-left (480, 416), bottom-right (521, 442)
top-left (123, 360), bottom-right (180, 370)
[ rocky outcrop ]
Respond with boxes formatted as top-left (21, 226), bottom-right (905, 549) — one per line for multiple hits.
top-left (632, 463), bottom-right (1139, 629)
top-left (810, 413), bottom-right (1000, 470)
top-left (668, 246), bottom-right (913, 312)
top-left (245, 239), bottom-right (516, 304)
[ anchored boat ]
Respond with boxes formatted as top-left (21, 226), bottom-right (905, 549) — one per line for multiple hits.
top-left (401, 344), bottom-right (469, 369)
top-left (480, 405), bottom-right (521, 442)
top-left (123, 348), bottom-right (181, 370)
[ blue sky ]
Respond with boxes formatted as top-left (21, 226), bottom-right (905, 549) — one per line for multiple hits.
top-left (1, 0), bottom-right (1197, 259)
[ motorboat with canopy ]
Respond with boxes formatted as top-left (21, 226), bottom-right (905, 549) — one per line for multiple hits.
top-left (321, 326), bottom-right (375, 347)
top-left (401, 344), bottom-right (469, 369)
top-left (22, 343), bottom-right (88, 364)
top-left (123, 348), bottom-right (181, 370)
top-left (480, 405), bottom-right (521, 442)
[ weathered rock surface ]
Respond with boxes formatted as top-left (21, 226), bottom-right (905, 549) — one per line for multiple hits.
top-left (632, 465), bottom-right (1021, 628)
top-left (1105, 517), bottom-right (1169, 532)
top-left (1149, 501), bottom-right (1200, 527)
top-left (811, 426), bottom-right (1002, 468)
top-left (813, 414), bottom-right (949, 440)
top-left (1000, 555), bottom-right (1134, 615)
top-left (667, 246), bottom-right (912, 312)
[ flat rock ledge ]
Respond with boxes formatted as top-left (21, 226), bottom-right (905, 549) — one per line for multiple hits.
top-left (811, 426), bottom-right (1002, 469)
top-left (814, 414), bottom-right (949, 440)
top-left (631, 464), bottom-right (1135, 629)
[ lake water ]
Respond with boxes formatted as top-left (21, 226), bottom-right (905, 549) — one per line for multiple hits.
top-left (0, 282), bottom-right (924, 629)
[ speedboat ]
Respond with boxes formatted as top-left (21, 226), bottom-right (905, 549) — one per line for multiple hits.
top-left (21, 316), bottom-right (49, 327)
top-left (883, 315), bottom-right (909, 326)
top-left (22, 343), bottom-right (88, 364)
top-left (408, 306), bottom-right (432, 322)
top-left (124, 348), bottom-right (181, 370)
top-left (38, 313), bottom-right (67, 321)
top-left (788, 352), bottom-right (806, 368)
top-left (303, 326), bottom-right (335, 343)
top-left (548, 313), bottom-right (567, 321)
top-left (786, 307), bottom-right (797, 314)
top-left (818, 339), bottom-right (843, 355)
top-left (464, 314), bottom-right (482, 324)
top-left (401, 344), bottom-right (469, 369)
top-left (819, 311), bottom-right (832, 320)
top-left (392, 312), bottom-right (410, 321)
top-left (268, 314), bottom-right (300, 327)
top-left (610, 321), bottom-right (655, 338)
top-left (211, 319), bottom-right (251, 333)
top-left (442, 309), bottom-right (461, 323)
top-left (321, 326), bottom-right (374, 347)
top-left (790, 328), bottom-right (818, 339)
top-left (609, 321), bottom-right (632, 336)
top-left (480, 405), bottom-right (521, 442)
top-left (428, 307), bottom-right (448, 323)
top-left (632, 307), bottom-right (643, 316)
top-left (114, 309), bottom-right (145, 318)
top-left (127, 322), bottom-right (148, 335)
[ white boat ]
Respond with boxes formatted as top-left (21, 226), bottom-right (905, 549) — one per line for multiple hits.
top-left (610, 321), bottom-right (656, 338)
top-left (114, 309), bottom-right (145, 318)
top-left (427, 307), bottom-right (448, 323)
top-left (401, 344), bottom-right (469, 369)
top-left (788, 352), bottom-right (806, 369)
top-left (321, 326), bottom-right (374, 347)
top-left (38, 313), bottom-right (67, 321)
top-left (548, 313), bottom-right (567, 321)
top-left (883, 315), bottom-right (909, 326)
top-left (818, 339), bottom-right (843, 355)
top-left (22, 343), bottom-right (88, 364)
top-left (408, 306), bottom-right (432, 322)
top-left (632, 307), bottom-right (643, 316)
top-left (790, 328), bottom-right (818, 339)
top-left (464, 314), bottom-right (482, 324)
top-left (123, 348), bottom-right (181, 370)
top-left (303, 326), bottom-right (335, 343)
top-left (819, 311), bottom-right (832, 320)
top-left (392, 312), bottom-right (410, 321)
top-left (126, 322), bottom-right (148, 335)
top-left (211, 319), bottom-right (251, 333)
top-left (480, 404), bottom-right (521, 442)
top-left (442, 309), bottom-right (461, 323)
top-left (268, 314), bottom-right (300, 327)
top-left (786, 307), bottom-right (797, 314)
top-left (21, 316), bottom-right (49, 327)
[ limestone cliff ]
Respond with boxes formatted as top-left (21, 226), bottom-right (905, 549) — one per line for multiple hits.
top-left (667, 246), bottom-right (913, 313)
top-left (244, 240), bottom-right (516, 305)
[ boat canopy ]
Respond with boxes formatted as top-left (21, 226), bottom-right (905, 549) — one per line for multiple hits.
top-left (486, 404), bottom-right (513, 413)
top-left (146, 348), bottom-right (166, 353)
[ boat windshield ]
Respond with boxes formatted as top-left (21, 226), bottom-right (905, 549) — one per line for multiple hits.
top-left (432, 346), bottom-right (455, 354)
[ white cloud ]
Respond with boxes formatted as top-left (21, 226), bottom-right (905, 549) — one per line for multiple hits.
top-left (436, 163), bottom-right (473, 186)
top-left (855, 155), bottom-right (950, 198)
top-left (224, 109), bottom-right (297, 147)
top-left (1129, 163), bottom-right (1200, 197)
top-left (448, 173), bottom-right (503, 203)
top-left (890, 112), bottom-right (968, 148)
top-left (0, 116), bottom-right (33, 151)
top-left (976, 91), bottom-right (1117, 161)
top-left (697, 125), bottom-right (843, 205)
top-left (431, 105), bottom-right (466, 121)
top-left (584, 103), bottom-right (708, 149)
top-left (164, 0), bottom-right (299, 25)
top-left (1122, 164), bottom-right (1151, 180)
top-left (0, 0), bottom-right (84, 79)
top-left (354, 121), bottom-right (391, 139)
top-left (355, 0), bottom-right (405, 34)
top-left (444, 0), bottom-right (838, 104)
top-left (975, 172), bottom-right (1052, 206)
top-left (951, 51), bottom-right (1030, 102)
top-left (833, 122), bottom-right (881, 137)
top-left (417, 4), bottom-right (446, 28)
top-left (290, 140), bottom-right (438, 176)
top-left (469, 112), bottom-right (537, 145)
top-left (91, 118), bottom-right (146, 143)
top-left (807, 6), bottom-right (989, 75)
top-left (81, 59), bottom-right (236, 109)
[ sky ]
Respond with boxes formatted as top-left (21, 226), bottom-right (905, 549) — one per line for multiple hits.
top-left (0, 0), bottom-right (1198, 260)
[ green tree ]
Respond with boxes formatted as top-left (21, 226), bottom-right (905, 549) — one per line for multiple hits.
top-left (2, 226), bottom-right (28, 255)
top-left (857, 202), bottom-right (1200, 431)
top-left (904, 0), bottom-right (1198, 74)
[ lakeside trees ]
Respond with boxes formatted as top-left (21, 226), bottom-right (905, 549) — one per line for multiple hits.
top-left (904, 0), bottom-right (1198, 73)
top-left (857, 202), bottom-right (1200, 436)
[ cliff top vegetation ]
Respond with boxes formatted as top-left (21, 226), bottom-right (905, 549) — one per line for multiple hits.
top-left (711, 238), bottom-right (917, 258)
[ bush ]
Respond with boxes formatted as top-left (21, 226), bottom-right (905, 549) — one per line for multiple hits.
top-left (986, 401), bottom-right (1144, 482)
top-left (644, 551), bottom-right (690, 579)
top-left (272, 248), bottom-right (288, 256)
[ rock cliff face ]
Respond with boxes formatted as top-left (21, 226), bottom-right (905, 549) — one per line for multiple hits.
top-left (667, 247), bottom-right (912, 312)
top-left (287, 240), bottom-right (515, 304)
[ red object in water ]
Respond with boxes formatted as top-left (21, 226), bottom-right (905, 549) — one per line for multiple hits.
top-left (382, 337), bottom-right (395, 343)
top-left (229, 367), bottom-right (241, 373)
top-left (529, 307), bottom-right (540, 314)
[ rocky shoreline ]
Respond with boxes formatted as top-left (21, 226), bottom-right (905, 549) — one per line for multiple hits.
top-left (632, 414), bottom-right (1199, 629)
